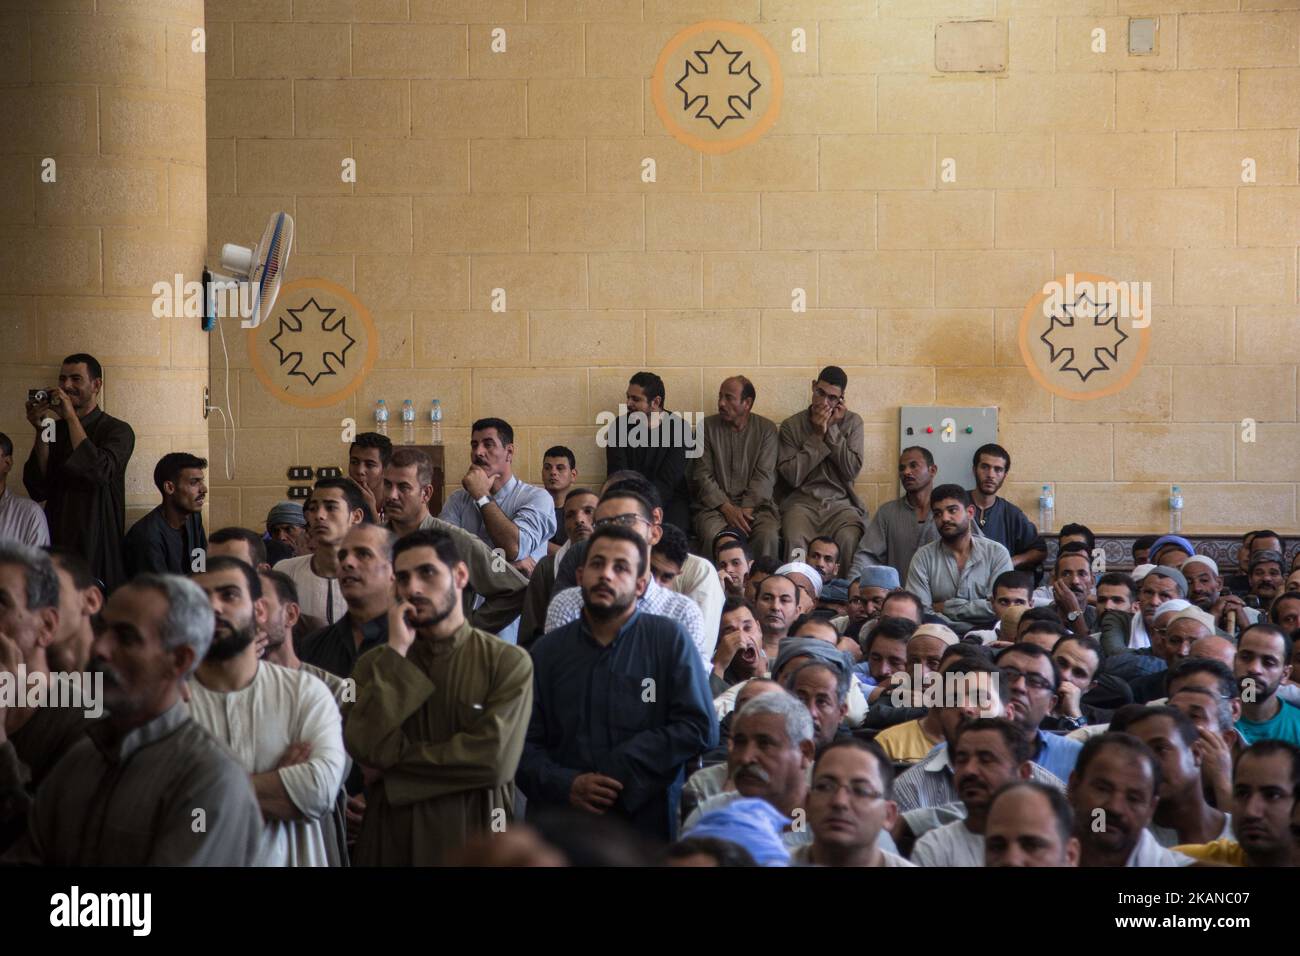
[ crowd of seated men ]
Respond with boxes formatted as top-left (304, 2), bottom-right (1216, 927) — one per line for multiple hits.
top-left (1, 356), bottom-right (1296, 867)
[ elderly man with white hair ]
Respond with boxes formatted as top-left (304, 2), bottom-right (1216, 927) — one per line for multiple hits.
top-left (1100, 564), bottom-right (1188, 656)
top-left (5, 572), bottom-right (264, 865)
top-left (1181, 554), bottom-right (1259, 636)
top-left (1129, 605), bottom-right (1217, 704)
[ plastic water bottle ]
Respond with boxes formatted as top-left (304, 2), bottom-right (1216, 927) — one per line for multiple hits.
top-left (1169, 484), bottom-right (1184, 534)
top-left (430, 399), bottom-right (443, 446)
top-left (401, 399), bottom-right (416, 445)
top-left (1038, 484), bottom-right (1054, 533)
top-left (374, 399), bottom-right (389, 438)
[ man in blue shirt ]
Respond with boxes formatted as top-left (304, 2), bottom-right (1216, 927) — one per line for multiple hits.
top-left (995, 643), bottom-right (1083, 782)
top-left (518, 524), bottom-right (717, 843)
top-left (440, 418), bottom-right (555, 643)
top-left (1235, 623), bottom-right (1300, 747)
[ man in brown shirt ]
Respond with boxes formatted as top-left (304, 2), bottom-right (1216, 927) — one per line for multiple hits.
top-left (776, 366), bottom-right (867, 578)
top-left (691, 375), bottom-right (781, 559)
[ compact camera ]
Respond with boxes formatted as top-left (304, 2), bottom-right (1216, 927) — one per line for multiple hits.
top-left (28, 388), bottom-right (55, 405)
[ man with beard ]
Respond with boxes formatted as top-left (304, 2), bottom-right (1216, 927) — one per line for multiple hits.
top-left (0, 542), bottom-right (89, 854)
top-left (1175, 740), bottom-right (1299, 866)
top-left (521, 487), bottom-right (599, 646)
top-left (190, 557), bottom-right (346, 866)
top-left (996, 643), bottom-right (1083, 781)
top-left (691, 375), bottom-right (780, 559)
top-left (1248, 550), bottom-right (1286, 613)
top-left (274, 478), bottom-right (368, 625)
top-left (520, 525), bottom-right (716, 842)
top-left (123, 452), bottom-right (207, 577)
top-left (984, 781), bottom-right (1080, 867)
top-left (1235, 623), bottom-right (1300, 747)
top-left (967, 444), bottom-right (1046, 573)
top-left (795, 738), bottom-right (915, 867)
top-left (544, 487), bottom-right (707, 667)
top-left (913, 718), bottom-right (1033, 866)
top-left (1068, 732), bottom-right (1192, 866)
top-left (258, 570), bottom-right (349, 703)
top-left (44, 547), bottom-right (102, 673)
top-left (1049, 545), bottom-right (1097, 639)
top-left (344, 528), bottom-right (534, 864)
top-left (6, 573), bottom-right (262, 865)
top-left (851, 447), bottom-right (940, 582)
top-left (1110, 704), bottom-right (1231, 847)
top-left (684, 690), bottom-right (812, 845)
top-left (806, 537), bottom-right (841, 584)
top-left (711, 597), bottom-right (765, 696)
top-left (777, 367), bottom-right (866, 578)
top-left (299, 524), bottom-right (396, 680)
top-left (22, 354), bottom-right (135, 592)
top-left (382, 447), bottom-right (529, 637)
top-left (907, 484), bottom-right (1013, 627)
top-left (1100, 566), bottom-right (1187, 656)
top-left (1183, 555), bottom-right (1256, 637)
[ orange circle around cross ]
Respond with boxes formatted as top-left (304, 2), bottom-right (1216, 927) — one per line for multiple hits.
top-left (247, 277), bottom-right (378, 410)
top-left (651, 20), bottom-right (783, 155)
top-left (1018, 271), bottom-right (1152, 402)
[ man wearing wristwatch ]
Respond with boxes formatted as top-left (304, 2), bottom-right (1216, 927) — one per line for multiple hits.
top-left (1049, 543), bottom-right (1097, 640)
top-left (439, 418), bottom-right (556, 644)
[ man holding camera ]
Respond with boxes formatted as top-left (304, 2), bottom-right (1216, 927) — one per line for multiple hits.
top-left (23, 354), bottom-right (135, 593)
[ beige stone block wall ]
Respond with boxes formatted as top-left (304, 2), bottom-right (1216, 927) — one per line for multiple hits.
top-left (1, 0), bottom-right (207, 530)
top-left (204, 1), bottom-right (1300, 533)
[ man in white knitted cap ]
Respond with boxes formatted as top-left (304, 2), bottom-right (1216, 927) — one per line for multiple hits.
top-left (1182, 554), bottom-right (1258, 636)
top-left (1131, 604), bottom-right (1216, 703)
top-left (775, 561), bottom-right (822, 617)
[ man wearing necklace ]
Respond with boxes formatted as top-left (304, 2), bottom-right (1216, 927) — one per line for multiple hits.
top-left (968, 444), bottom-right (1046, 574)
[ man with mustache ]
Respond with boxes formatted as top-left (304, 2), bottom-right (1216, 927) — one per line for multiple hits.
top-left (984, 780), bottom-right (1080, 867)
top-left (299, 524), bottom-right (396, 680)
top-left (1174, 740), bottom-right (1300, 867)
top-left (520, 524), bottom-right (716, 842)
top-left (344, 528), bottom-right (534, 864)
top-left (995, 643), bottom-right (1083, 781)
top-left (1110, 704), bottom-right (1231, 847)
top-left (906, 484), bottom-right (1013, 627)
top-left (1183, 555), bottom-right (1256, 636)
top-left (1068, 733), bottom-right (1193, 866)
top-left (967, 444), bottom-right (1046, 573)
top-left (683, 690), bottom-right (812, 844)
top-left (1129, 605), bottom-right (1215, 704)
top-left (1048, 544), bottom-right (1097, 640)
top-left (795, 738), bottom-right (915, 867)
top-left (521, 487), bottom-right (599, 646)
top-left (6, 572), bottom-right (262, 865)
top-left (787, 660), bottom-right (849, 746)
top-left (754, 573), bottom-right (799, 663)
top-left (273, 478), bottom-right (368, 625)
top-left (692, 375), bottom-right (781, 560)
top-left (711, 597), bottom-right (766, 696)
top-left (190, 557), bottom-right (346, 866)
top-left (381, 447), bottom-right (529, 638)
top-left (912, 718), bottom-right (1033, 866)
top-left (851, 447), bottom-right (940, 582)
top-left (777, 366), bottom-right (867, 579)
top-left (1248, 550), bottom-right (1286, 611)
top-left (1235, 623), bottom-right (1300, 747)
top-left (123, 452), bottom-right (208, 577)
top-left (22, 353), bottom-right (135, 592)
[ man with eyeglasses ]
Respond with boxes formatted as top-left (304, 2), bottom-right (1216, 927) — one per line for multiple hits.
top-left (995, 643), bottom-right (1083, 781)
top-left (543, 487), bottom-right (709, 669)
top-left (776, 366), bottom-right (866, 579)
top-left (1129, 605), bottom-right (1215, 704)
top-left (794, 738), bottom-right (915, 867)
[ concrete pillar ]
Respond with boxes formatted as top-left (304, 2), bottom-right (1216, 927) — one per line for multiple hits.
top-left (0, 0), bottom-right (209, 528)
